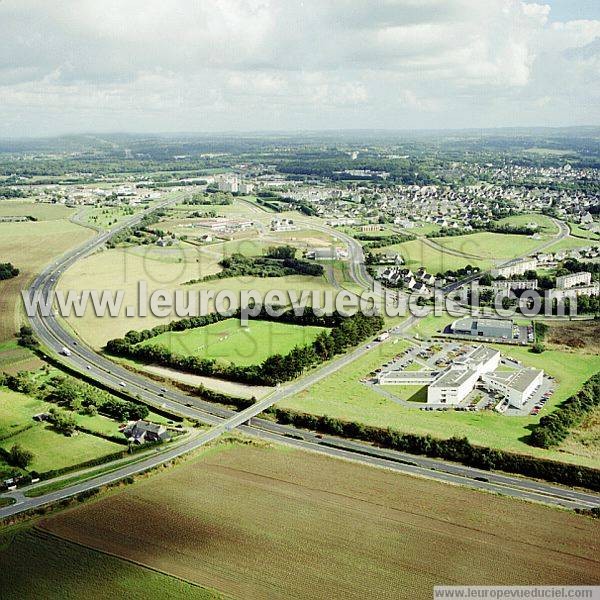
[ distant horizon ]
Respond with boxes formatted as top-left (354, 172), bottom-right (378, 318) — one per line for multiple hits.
top-left (1, 124), bottom-right (599, 143)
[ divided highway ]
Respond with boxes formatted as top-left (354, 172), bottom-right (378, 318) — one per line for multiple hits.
top-left (1, 208), bottom-right (598, 519)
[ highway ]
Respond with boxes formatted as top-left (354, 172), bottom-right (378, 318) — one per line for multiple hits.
top-left (1, 207), bottom-right (598, 519)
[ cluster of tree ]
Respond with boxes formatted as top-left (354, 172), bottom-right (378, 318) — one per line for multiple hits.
top-left (45, 376), bottom-right (149, 422)
top-left (0, 262), bottom-right (19, 280)
top-left (1, 444), bottom-right (34, 469)
top-left (15, 325), bottom-right (38, 349)
top-left (185, 246), bottom-right (323, 284)
top-left (106, 310), bottom-right (384, 386)
top-left (487, 223), bottom-right (539, 235)
top-left (47, 407), bottom-right (77, 436)
top-left (436, 264), bottom-right (479, 279)
top-left (360, 233), bottom-right (414, 250)
top-left (270, 407), bottom-right (600, 491)
top-left (106, 209), bottom-right (166, 248)
top-left (0, 187), bottom-right (28, 198)
top-left (426, 227), bottom-right (475, 238)
top-left (255, 197), bottom-right (283, 212)
top-left (529, 372), bottom-right (600, 449)
top-left (183, 192), bottom-right (232, 205)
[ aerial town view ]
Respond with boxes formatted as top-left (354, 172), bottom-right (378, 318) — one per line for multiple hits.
top-left (0, 1), bottom-right (599, 599)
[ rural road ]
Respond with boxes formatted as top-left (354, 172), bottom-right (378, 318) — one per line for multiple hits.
top-left (1, 207), bottom-right (598, 519)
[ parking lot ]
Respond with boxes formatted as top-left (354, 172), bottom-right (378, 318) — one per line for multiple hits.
top-left (367, 340), bottom-right (555, 416)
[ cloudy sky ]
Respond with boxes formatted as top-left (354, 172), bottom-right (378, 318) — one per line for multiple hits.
top-left (0, 0), bottom-right (598, 137)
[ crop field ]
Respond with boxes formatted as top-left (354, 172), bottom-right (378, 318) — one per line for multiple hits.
top-left (374, 238), bottom-right (491, 273)
top-left (40, 441), bottom-right (600, 599)
top-left (0, 216), bottom-right (93, 344)
top-left (279, 315), bottom-right (600, 466)
top-left (433, 231), bottom-right (552, 261)
top-left (138, 318), bottom-right (328, 366)
top-left (58, 244), bottom-right (334, 348)
top-left (0, 528), bottom-right (218, 600)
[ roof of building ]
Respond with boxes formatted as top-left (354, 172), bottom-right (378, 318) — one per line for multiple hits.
top-left (485, 368), bottom-right (543, 393)
top-left (430, 366), bottom-right (478, 389)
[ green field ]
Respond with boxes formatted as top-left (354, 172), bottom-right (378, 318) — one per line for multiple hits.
top-left (0, 529), bottom-right (219, 600)
top-left (0, 387), bottom-right (125, 476)
top-left (568, 222), bottom-right (600, 241)
top-left (433, 231), bottom-right (552, 261)
top-left (0, 201), bottom-right (75, 221)
top-left (374, 239), bottom-right (491, 274)
top-left (278, 313), bottom-right (600, 466)
top-left (382, 384), bottom-right (428, 402)
top-left (543, 236), bottom-right (597, 254)
top-left (59, 242), bottom-right (334, 347)
top-left (139, 318), bottom-right (328, 366)
top-left (0, 217), bottom-right (93, 344)
top-left (496, 213), bottom-right (559, 234)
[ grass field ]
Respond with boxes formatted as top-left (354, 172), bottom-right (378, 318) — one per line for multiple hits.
top-left (278, 313), bottom-right (600, 466)
top-left (139, 318), bottom-right (328, 366)
top-left (433, 232), bottom-right (552, 261)
top-left (0, 201), bottom-right (75, 221)
top-left (0, 387), bottom-right (124, 475)
top-left (0, 528), bottom-right (219, 600)
top-left (39, 441), bottom-right (600, 599)
top-left (542, 236), bottom-right (597, 254)
top-left (568, 222), bottom-right (600, 241)
top-left (0, 217), bottom-right (92, 344)
top-left (374, 239), bottom-right (491, 273)
top-left (496, 213), bottom-right (559, 234)
top-left (382, 384), bottom-right (428, 402)
top-left (58, 244), bottom-right (334, 348)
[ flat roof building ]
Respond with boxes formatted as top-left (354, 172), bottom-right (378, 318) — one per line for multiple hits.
top-left (482, 368), bottom-right (543, 408)
top-left (451, 317), bottom-right (514, 340)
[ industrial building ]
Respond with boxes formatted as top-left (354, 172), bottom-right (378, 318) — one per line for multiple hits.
top-left (377, 343), bottom-right (543, 409)
top-left (450, 317), bottom-right (515, 340)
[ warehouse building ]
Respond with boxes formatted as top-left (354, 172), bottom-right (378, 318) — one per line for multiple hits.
top-left (450, 317), bottom-right (514, 340)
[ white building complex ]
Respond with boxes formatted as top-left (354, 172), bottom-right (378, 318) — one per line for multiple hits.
top-left (377, 344), bottom-right (544, 409)
top-left (481, 368), bottom-right (543, 408)
top-left (427, 346), bottom-right (500, 404)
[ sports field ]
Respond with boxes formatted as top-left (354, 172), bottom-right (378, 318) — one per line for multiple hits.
top-left (138, 318), bottom-right (328, 366)
top-left (40, 441), bottom-right (600, 599)
top-left (279, 313), bottom-right (600, 467)
top-left (0, 528), bottom-right (219, 600)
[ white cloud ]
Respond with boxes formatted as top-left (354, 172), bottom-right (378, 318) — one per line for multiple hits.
top-left (0, 0), bottom-right (597, 135)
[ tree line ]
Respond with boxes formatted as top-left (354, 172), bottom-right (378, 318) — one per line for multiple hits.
top-left (269, 407), bottom-right (600, 491)
top-left (528, 372), bottom-right (600, 449)
top-left (105, 309), bottom-right (384, 386)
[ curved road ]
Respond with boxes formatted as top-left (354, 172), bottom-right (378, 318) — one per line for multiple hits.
top-left (1, 208), bottom-right (598, 518)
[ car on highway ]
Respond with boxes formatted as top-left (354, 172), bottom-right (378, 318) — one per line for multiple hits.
top-left (119, 381), bottom-right (126, 387)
